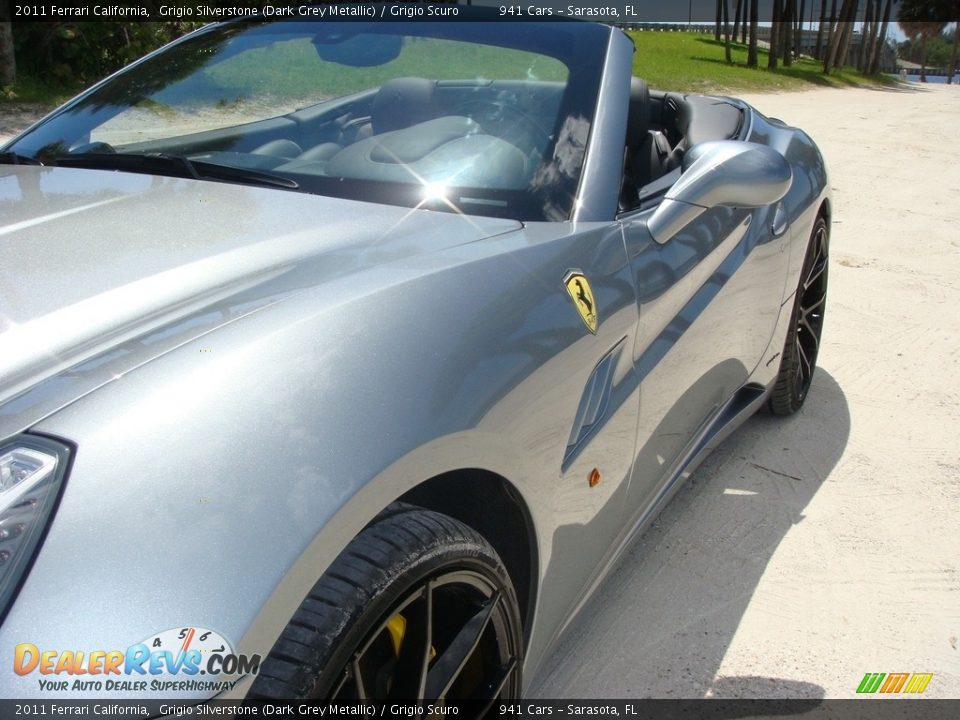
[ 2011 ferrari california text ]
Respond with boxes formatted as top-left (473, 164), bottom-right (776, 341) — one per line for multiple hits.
top-left (0, 14), bottom-right (829, 705)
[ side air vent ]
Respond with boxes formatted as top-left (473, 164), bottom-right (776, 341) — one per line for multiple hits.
top-left (563, 338), bottom-right (627, 469)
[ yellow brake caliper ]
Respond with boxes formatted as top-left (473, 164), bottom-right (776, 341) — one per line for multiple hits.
top-left (387, 614), bottom-right (407, 657)
top-left (386, 613), bottom-right (436, 659)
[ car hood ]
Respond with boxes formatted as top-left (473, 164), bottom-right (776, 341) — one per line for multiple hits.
top-left (0, 166), bottom-right (521, 414)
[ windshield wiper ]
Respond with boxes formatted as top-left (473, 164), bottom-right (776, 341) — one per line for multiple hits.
top-left (176, 154), bottom-right (300, 190)
top-left (0, 151), bottom-right (43, 166)
top-left (53, 152), bottom-right (298, 190)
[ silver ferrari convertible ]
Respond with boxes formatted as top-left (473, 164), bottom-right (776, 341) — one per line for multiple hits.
top-left (0, 16), bottom-right (830, 704)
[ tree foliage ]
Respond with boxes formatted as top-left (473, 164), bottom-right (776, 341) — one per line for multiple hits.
top-left (898, 28), bottom-right (955, 65)
top-left (5, 21), bottom-right (203, 88)
top-left (897, 0), bottom-right (952, 79)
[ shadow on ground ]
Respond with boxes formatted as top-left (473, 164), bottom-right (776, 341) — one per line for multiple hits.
top-left (859, 82), bottom-right (938, 93)
top-left (528, 369), bottom-right (848, 699)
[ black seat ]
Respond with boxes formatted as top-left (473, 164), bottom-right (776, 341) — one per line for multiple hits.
top-left (622, 78), bottom-right (673, 205)
top-left (251, 139), bottom-right (303, 159)
top-left (370, 77), bottom-right (435, 135)
top-left (291, 77), bottom-right (437, 167)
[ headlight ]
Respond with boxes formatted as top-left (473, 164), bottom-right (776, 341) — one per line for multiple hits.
top-left (0, 435), bottom-right (71, 618)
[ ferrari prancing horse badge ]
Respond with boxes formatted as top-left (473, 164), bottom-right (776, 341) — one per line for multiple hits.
top-left (564, 271), bottom-right (598, 334)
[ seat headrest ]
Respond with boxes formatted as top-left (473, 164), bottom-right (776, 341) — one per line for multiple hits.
top-left (625, 77), bottom-right (650, 155)
top-left (371, 77), bottom-right (435, 135)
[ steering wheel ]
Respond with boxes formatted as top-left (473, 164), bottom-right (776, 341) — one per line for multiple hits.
top-left (455, 100), bottom-right (552, 155)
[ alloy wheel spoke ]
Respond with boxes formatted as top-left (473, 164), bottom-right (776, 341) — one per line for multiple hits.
top-left (472, 658), bottom-right (519, 717)
top-left (803, 293), bottom-right (826, 315)
top-left (485, 657), bottom-right (517, 699)
top-left (796, 338), bottom-right (812, 383)
top-left (424, 592), bottom-right (501, 701)
top-left (351, 658), bottom-right (368, 700)
top-left (330, 671), bottom-right (349, 698)
top-left (387, 582), bottom-right (433, 700)
top-left (803, 263), bottom-right (824, 291)
top-left (813, 228), bottom-right (827, 255)
top-left (800, 317), bottom-right (820, 353)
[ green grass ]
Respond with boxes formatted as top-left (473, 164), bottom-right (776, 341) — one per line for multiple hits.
top-left (203, 36), bottom-right (567, 102)
top-left (628, 31), bottom-right (900, 93)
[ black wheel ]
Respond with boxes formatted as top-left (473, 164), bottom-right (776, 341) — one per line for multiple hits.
top-left (769, 215), bottom-right (829, 415)
top-left (249, 503), bottom-right (523, 708)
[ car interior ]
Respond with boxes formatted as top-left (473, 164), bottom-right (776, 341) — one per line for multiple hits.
top-left (74, 73), bottom-right (746, 220)
top-left (103, 77), bottom-right (567, 196)
top-left (620, 77), bottom-right (747, 211)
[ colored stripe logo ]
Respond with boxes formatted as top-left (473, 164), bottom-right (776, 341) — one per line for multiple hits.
top-left (857, 672), bottom-right (933, 694)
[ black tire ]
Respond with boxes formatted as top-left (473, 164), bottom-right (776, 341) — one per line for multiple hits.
top-left (248, 503), bottom-right (524, 704)
top-left (769, 215), bottom-right (829, 415)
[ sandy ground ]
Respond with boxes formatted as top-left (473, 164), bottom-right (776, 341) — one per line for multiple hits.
top-left (530, 83), bottom-right (960, 699)
top-left (2, 83), bottom-right (959, 701)
top-left (0, 103), bottom-right (52, 145)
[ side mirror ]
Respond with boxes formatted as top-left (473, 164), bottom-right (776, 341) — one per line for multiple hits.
top-left (648, 141), bottom-right (792, 244)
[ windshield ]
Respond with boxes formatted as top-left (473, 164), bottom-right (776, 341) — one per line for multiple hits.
top-left (6, 21), bottom-right (609, 222)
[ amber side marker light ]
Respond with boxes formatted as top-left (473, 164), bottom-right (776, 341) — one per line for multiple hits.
top-left (588, 468), bottom-right (602, 488)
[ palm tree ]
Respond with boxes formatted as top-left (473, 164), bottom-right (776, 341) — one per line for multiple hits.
top-left (824, 0), bottom-right (839, 61)
top-left (824, 0), bottom-right (861, 72)
top-left (796, 0), bottom-right (806, 59)
top-left (723, 0), bottom-right (734, 62)
top-left (732, 0), bottom-right (745, 42)
top-left (898, 0), bottom-right (948, 81)
top-left (868, 0), bottom-right (896, 74)
top-left (949, 23), bottom-right (958, 84)
top-left (815, 0), bottom-right (829, 59)
top-left (862, 0), bottom-right (883, 72)
top-left (858, 0), bottom-right (876, 71)
top-left (782, 0), bottom-right (795, 65)
top-left (748, 0), bottom-right (760, 66)
top-left (838, 0), bottom-right (860, 67)
top-left (770, 0), bottom-right (783, 68)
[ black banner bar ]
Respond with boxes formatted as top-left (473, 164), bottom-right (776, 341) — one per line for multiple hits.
top-left (7, 1), bottom-right (927, 25)
top-left (1, 699), bottom-right (959, 720)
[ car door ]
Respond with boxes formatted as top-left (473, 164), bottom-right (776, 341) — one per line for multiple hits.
top-left (507, 221), bottom-right (641, 634)
top-left (619, 196), bottom-right (788, 520)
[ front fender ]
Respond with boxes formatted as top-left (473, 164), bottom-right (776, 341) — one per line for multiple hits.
top-left (3, 220), bottom-right (637, 699)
